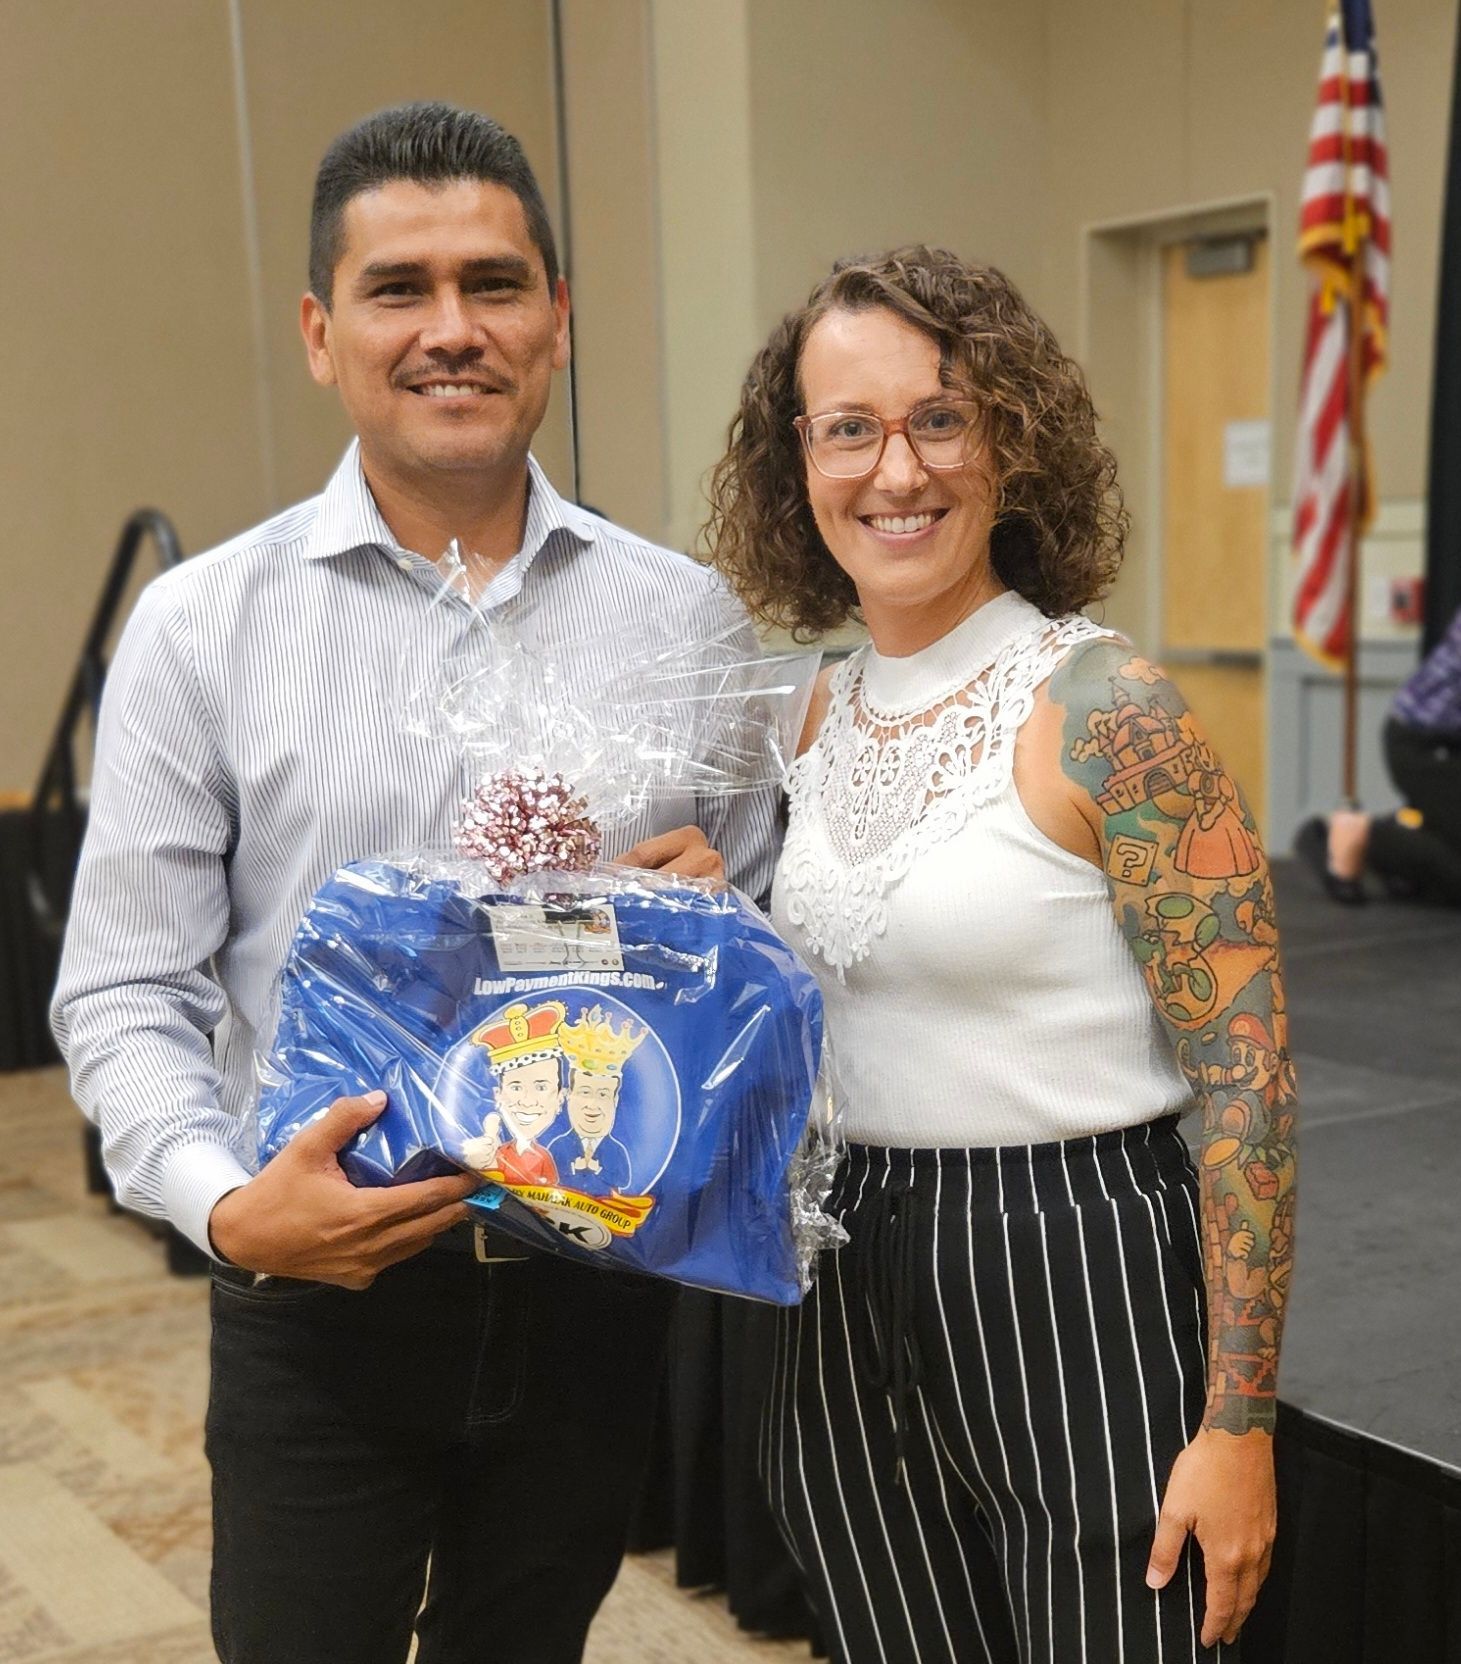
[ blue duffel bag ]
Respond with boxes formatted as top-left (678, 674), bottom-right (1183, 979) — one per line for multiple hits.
top-left (257, 858), bottom-right (835, 1305)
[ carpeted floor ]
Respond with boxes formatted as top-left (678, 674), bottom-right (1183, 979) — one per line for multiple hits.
top-left (0, 1066), bottom-right (811, 1663)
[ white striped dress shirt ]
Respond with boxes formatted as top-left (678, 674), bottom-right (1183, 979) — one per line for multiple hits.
top-left (53, 442), bottom-right (779, 1256)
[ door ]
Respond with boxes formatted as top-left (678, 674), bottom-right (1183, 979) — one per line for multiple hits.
top-left (1160, 234), bottom-right (1271, 833)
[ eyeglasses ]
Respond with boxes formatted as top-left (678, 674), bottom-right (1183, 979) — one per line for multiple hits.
top-left (794, 398), bottom-right (980, 479)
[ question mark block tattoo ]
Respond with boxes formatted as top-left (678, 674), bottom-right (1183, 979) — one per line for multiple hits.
top-left (1105, 834), bottom-right (1157, 885)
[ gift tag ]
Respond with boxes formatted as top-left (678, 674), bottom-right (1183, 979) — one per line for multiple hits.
top-left (487, 903), bottom-right (625, 972)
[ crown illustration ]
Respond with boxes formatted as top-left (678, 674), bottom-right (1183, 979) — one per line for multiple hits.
top-left (558, 1005), bottom-right (647, 1075)
top-left (472, 1000), bottom-right (567, 1072)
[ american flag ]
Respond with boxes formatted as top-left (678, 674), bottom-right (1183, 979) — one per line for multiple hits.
top-left (1292, 0), bottom-right (1391, 668)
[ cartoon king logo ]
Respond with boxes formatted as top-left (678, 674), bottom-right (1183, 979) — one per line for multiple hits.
top-left (552, 1005), bottom-right (646, 1194)
top-left (461, 1000), bottom-right (567, 1186)
top-left (460, 999), bottom-right (656, 1250)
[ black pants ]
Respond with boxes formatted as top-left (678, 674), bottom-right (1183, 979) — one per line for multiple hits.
top-left (206, 1228), bottom-right (675, 1664)
top-left (763, 1120), bottom-right (1231, 1664)
top-left (1366, 717), bottom-right (1461, 903)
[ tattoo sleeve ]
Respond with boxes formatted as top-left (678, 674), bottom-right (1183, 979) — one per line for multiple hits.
top-left (1049, 640), bottom-right (1297, 1437)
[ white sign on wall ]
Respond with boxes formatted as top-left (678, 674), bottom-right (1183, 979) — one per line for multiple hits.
top-left (1223, 419), bottom-right (1271, 488)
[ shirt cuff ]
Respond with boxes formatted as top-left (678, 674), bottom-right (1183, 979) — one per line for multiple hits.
top-left (161, 1142), bottom-right (255, 1260)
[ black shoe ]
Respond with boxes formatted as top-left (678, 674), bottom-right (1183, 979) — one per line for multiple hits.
top-left (1294, 816), bottom-right (1368, 905)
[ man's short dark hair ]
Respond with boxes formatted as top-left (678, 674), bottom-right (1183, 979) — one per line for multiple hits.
top-left (309, 101), bottom-right (559, 305)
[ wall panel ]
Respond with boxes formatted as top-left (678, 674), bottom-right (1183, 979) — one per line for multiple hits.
top-left (1041, 0), bottom-right (1186, 348)
top-left (0, 0), bottom-right (264, 789)
top-left (559, 0), bottom-right (665, 540)
top-left (748, 0), bottom-right (1050, 326)
top-left (650, 0), bottom-right (759, 553)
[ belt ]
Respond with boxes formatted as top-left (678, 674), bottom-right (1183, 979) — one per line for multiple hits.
top-left (432, 1219), bottom-right (534, 1264)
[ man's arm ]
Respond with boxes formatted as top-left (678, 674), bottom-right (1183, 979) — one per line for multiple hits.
top-left (1048, 637), bottom-right (1293, 1645)
top-left (619, 587), bottom-right (788, 899)
top-left (696, 782), bottom-right (781, 901)
top-left (54, 581), bottom-right (476, 1281)
top-left (693, 595), bottom-right (799, 902)
top-left (52, 581), bottom-right (248, 1251)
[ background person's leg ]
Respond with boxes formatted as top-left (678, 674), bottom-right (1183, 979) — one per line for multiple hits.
top-left (1366, 719), bottom-right (1461, 901)
top-left (1365, 817), bottom-right (1461, 902)
top-left (1384, 718), bottom-right (1461, 846)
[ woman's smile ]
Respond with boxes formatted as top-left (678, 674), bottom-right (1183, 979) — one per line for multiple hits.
top-left (857, 506), bottom-right (950, 544)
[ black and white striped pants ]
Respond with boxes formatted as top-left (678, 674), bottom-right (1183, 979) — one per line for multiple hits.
top-left (762, 1117), bottom-right (1235, 1664)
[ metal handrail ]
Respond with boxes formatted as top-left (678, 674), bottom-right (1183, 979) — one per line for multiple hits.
top-left (27, 509), bottom-right (184, 938)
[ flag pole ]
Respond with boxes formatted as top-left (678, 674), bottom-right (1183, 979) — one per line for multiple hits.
top-left (1342, 291), bottom-right (1367, 808)
top-left (1339, 3), bottom-right (1369, 808)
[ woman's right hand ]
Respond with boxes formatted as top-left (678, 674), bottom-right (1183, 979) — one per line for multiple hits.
top-left (1147, 1425), bottom-right (1276, 1647)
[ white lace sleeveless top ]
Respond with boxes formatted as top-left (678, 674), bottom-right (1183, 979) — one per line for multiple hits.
top-left (771, 591), bottom-right (1192, 1147)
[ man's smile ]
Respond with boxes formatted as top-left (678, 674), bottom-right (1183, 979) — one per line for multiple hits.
top-left (402, 375), bottom-right (505, 400)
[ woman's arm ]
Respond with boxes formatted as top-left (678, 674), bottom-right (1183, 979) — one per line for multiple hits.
top-left (1045, 636), bottom-right (1294, 1645)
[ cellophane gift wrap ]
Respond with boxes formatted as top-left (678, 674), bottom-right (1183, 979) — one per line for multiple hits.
top-left (255, 552), bottom-right (844, 1303)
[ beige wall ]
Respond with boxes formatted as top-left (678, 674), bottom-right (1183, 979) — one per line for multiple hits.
top-left (1, 0), bottom-right (566, 792)
top-left (1, 0), bottom-right (263, 795)
top-left (5, 0), bottom-right (1457, 790)
top-left (651, 0), bottom-right (761, 553)
top-left (558, 0), bottom-right (665, 538)
top-left (747, 0), bottom-right (1051, 328)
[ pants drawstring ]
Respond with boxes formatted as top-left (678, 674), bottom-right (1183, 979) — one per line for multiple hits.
top-left (851, 1179), bottom-right (923, 1484)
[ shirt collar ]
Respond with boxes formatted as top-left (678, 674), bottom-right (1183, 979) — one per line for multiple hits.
top-left (303, 440), bottom-right (595, 599)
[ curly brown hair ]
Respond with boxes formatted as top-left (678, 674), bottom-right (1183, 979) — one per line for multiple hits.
top-left (703, 246), bottom-right (1127, 638)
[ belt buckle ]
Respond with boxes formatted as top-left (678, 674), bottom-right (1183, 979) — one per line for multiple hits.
top-left (472, 1222), bottom-right (528, 1265)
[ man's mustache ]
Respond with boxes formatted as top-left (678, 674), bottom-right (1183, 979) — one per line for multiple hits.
top-left (395, 361), bottom-right (514, 393)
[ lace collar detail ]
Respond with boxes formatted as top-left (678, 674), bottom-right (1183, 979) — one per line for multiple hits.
top-left (860, 590), bottom-right (1039, 715)
top-left (780, 604), bottom-right (1112, 974)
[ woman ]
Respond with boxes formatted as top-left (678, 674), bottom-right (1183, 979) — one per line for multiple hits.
top-left (706, 248), bottom-right (1294, 1664)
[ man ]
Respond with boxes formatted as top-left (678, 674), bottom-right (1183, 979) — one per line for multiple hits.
top-left (461, 999), bottom-right (568, 1183)
top-left (53, 102), bottom-right (775, 1664)
top-left (549, 1004), bottom-right (644, 1193)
